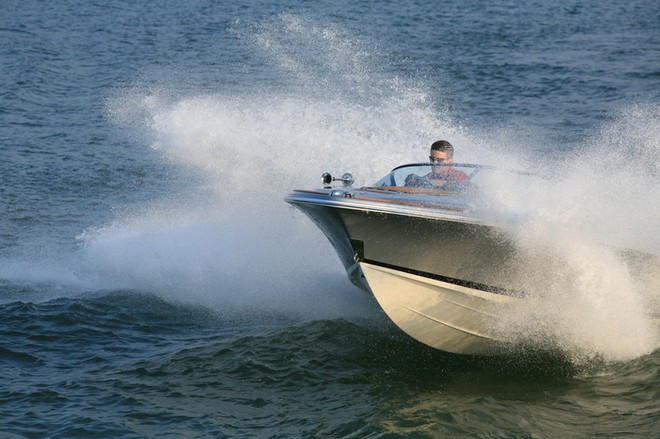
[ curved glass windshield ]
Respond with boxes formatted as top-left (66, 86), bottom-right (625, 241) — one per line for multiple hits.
top-left (371, 163), bottom-right (482, 191)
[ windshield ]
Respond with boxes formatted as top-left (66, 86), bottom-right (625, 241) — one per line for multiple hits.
top-left (371, 163), bottom-right (483, 191)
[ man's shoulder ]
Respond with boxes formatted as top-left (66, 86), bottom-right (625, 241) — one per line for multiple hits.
top-left (447, 167), bottom-right (469, 181)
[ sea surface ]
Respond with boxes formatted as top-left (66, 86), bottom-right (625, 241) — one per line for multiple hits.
top-left (1, 0), bottom-right (660, 437)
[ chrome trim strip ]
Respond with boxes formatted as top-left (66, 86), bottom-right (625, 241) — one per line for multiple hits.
top-left (286, 191), bottom-right (486, 225)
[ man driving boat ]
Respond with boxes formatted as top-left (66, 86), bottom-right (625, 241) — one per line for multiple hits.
top-left (405, 140), bottom-right (469, 189)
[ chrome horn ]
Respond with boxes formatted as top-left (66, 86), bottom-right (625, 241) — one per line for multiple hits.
top-left (321, 172), bottom-right (354, 188)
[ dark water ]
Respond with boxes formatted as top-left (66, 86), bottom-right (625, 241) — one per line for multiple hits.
top-left (2, 0), bottom-right (659, 437)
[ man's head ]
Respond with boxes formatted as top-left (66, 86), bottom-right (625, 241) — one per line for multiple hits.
top-left (429, 140), bottom-right (454, 163)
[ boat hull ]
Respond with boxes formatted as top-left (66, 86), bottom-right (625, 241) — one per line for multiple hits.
top-left (287, 187), bottom-right (660, 355)
top-left (360, 261), bottom-right (517, 354)
top-left (287, 191), bottom-right (530, 354)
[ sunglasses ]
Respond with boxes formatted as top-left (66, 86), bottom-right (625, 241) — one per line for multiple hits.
top-left (429, 156), bottom-right (449, 163)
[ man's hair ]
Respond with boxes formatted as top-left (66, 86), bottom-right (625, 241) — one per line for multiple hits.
top-left (430, 140), bottom-right (454, 158)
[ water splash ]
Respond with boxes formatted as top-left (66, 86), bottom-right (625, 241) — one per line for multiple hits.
top-left (74, 15), bottom-right (660, 359)
top-left (90, 14), bottom-right (461, 319)
top-left (477, 104), bottom-right (660, 361)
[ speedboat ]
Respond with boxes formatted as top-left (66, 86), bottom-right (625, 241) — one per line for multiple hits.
top-left (286, 163), bottom-right (660, 355)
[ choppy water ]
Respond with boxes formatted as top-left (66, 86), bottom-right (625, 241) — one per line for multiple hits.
top-left (1, 0), bottom-right (659, 437)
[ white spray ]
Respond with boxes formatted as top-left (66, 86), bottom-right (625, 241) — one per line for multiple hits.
top-left (30, 14), bottom-right (660, 359)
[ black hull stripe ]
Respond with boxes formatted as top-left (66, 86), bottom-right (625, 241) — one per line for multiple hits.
top-left (361, 258), bottom-right (524, 297)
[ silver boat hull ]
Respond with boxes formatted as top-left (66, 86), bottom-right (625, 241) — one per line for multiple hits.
top-left (287, 188), bottom-right (526, 354)
top-left (288, 192), bottom-right (522, 295)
